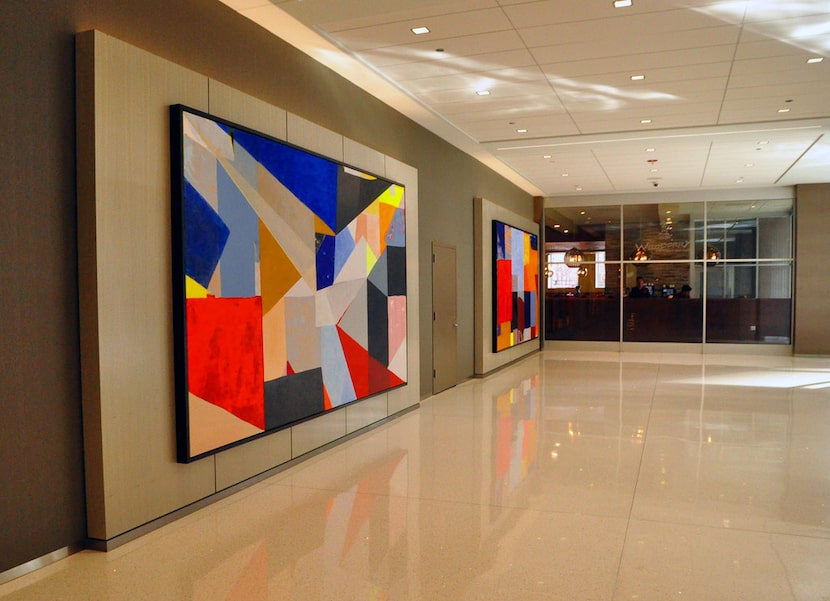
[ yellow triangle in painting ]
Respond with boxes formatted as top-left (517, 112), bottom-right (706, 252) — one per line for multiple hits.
top-left (314, 214), bottom-right (335, 236)
top-left (186, 276), bottom-right (209, 299)
top-left (363, 199), bottom-right (380, 217)
top-left (378, 184), bottom-right (404, 208)
top-left (260, 220), bottom-right (301, 314)
top-left (366, 245), bottom-right (378, 274)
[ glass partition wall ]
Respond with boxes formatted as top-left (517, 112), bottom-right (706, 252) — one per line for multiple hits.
top-left (544, 199), bottom-right (793, 345)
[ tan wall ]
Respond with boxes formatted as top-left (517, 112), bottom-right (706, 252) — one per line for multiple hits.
top-left (2, 0), bottom-right (532, 573)
top-left (76, 30), bottom-right (421, 543)
top-left (794, 184), bottom-right (830, 355)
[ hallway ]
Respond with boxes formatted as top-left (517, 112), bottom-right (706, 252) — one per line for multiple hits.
top-left (2, 350), bottom-right (829, 600)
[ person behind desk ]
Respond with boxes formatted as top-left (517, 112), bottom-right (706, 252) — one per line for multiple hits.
top-left (675, 284), bottom-right (692, 299)
top-left (629, 277), bottom-right (651, 297)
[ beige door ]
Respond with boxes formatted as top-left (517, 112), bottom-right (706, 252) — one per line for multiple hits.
top-left (432, 242), bottom-right (458, 394)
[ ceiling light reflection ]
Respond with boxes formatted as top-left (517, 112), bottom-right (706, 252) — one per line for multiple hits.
top-left (672, 370), bottom-right (830, 388)
top-left (694, 1), bottom-right (830, 56)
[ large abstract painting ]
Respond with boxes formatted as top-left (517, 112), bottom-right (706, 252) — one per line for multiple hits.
top-left (171, 105), bottom-right (407, 462)
top-left (493, 220), bottom-right (538, 352)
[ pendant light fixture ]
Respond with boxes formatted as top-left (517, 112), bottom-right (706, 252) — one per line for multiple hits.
top-left (577, 265), bottom-right (589, 277)
top-left (564, 247), bottom-right (584, 267)
top-left (629, 244), bottom-right (651, 261)
top-left (703, 244), bottom-right (721, 265)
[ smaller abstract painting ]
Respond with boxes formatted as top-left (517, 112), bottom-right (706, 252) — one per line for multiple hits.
top-left (493, 220), bottom-right (539, 352)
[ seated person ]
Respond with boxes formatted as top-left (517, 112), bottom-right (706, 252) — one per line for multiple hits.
top-left (675, 284), bottom-right (692, 299)
top-left (629, 277), bottom-right (651, 297)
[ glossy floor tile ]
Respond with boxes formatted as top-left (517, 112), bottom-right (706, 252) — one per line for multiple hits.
top-left (2, 350), bottom-right (830, 600)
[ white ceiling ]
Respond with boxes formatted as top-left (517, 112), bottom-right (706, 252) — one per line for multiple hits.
top-left (220, 0), bottom-right (830, 197)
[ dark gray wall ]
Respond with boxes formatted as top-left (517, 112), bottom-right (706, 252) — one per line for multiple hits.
top-left (0, 0), bottom-right (532, 573)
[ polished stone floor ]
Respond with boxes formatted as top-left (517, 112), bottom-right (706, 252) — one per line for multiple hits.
top-left (2, 350), bottom-right (829, 600)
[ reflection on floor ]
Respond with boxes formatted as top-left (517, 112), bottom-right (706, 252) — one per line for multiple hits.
top-left (2, 350), bottom-right (830, 600)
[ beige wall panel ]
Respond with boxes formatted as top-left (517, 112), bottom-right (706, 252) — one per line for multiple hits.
top-left (387, 381), bottom-right (419, 415)
top-left (385, 157), bottom-right (421, 410)
top-left (286, 114), bottom-right (343, 162)
top-left (80, 31), bottom-right (216, 540)
top-left (343, 138), bottom-right (386, 176)
top-left (79, 30), bottom-right (423, 544)
top-left (474, 197), bottom-right (540, 375)
top-left (214, 429), bottom-right (292, 491)
top-left (292, 410), bottom-right (347, 458)
top-left (207, 80), bottom-right (287, 141)
top-left (795, 184), bottom-right (830, 355)
top-left (346, 395), bottom-right (388, 435)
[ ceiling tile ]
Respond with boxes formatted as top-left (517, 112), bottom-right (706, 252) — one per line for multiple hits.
top-left (382, 48), bottom-right (536, 81)
top-left (527, 26), bottom-right (740, 63)
top-left (356, 29), bottom-right (526, 67)
top-left (226, 0), bottom-right (830, 196)
top-left (323, 7), bottom-right (512, 51)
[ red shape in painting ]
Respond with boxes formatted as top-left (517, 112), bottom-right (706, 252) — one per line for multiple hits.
top-left (337, 327), bottom-right (369, 399)
top-left (186, 297), bottom-right (265, 429)
top-left (337, 326), bottom-right (404, 399)
top-left (496, 259), bottom-right (512, 323)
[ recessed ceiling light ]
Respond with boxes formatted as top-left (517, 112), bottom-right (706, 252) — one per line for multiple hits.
top-left (630, 74), bottom-right (645, 81)
top-left (543, 155), bottom-right (552, 159)
top-left (562, 173), bottom-right (569, 177)
top-left (666, 210), bottom-right (672, 214)
top-left (807, 57), bottom-right (823, 64)
top-left (650, 168), bottom-right (658, 173)
top-left (778, 108), bottom-right (790, 113)
top-left (580, 211), bottom-right (586, 215)
top-left (646, 148), bottom-right (656, 152)
top-left (640, 119), bottom-right (652, 124)
top-left (614, 0), bottom-right (632, 7)
top-left (563, 229), bottom-right (569, 233)
top-left (745, 163), bottom-right (755, 167)
top-left (757, 140), bottom-right (769, 145)
top-left (554, 224), bottom-right (561, 228)
top-left (736, 178), bottom-right (744, 183)
top-left (476, 89), bottom-right (491, 96)
top-left (516, 128), bottom-right (528, 133)
top-left (411, 26), bottom-right (430, 35)
top-left (575, 186), bottom-right (583, 191)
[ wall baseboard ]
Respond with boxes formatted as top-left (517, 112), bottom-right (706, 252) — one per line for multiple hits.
top-left (0, 545), bottom-right (83, 586)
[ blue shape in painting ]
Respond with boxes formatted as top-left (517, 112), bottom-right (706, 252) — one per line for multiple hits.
top-left (495, 222), bottom-right (506, 260)
top-left (334, 228), bottom-right (356, 282)
top-left (368, 250), bottom-right (388, 296)
top-left (512, 228), bottom-right (524, 278)
top-left (316, 234), bottom-right (336, 290)
top-left (320, 325), bottom-right (356, 407)
top-left (217, 164), bottom-right (260, 298)
top-left (184, 181), bottom-right (229, 289)
top-left (386, 207), bottom-right (406, 247)
top-left (529, 291), bottom-right (537, 327)
top-left (232, 129), bottom-right (338, 231)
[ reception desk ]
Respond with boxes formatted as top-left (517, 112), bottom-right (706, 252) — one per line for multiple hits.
top-left (546, 295), bottom-right (791, 344)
